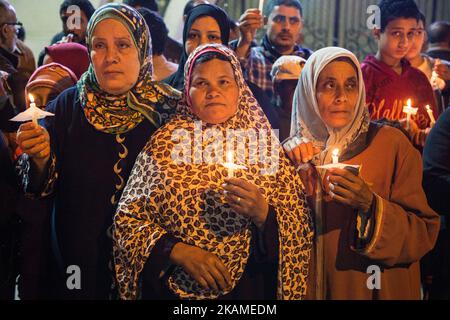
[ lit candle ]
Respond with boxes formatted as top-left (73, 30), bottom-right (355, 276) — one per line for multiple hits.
top-left (402, 99), bottom-right (418, 130)
top-left (226, 150), bottom-right (234, 178)
top-left (223, 150), bottom-right (247, 178)
top-left (332, 148), bottom-right (339, 164)
top-left (28, 93), bottom-right (38, 126)
top-left (258, 0), bottom-right (264, 12)
top-left (425, 105), bottom-right (436, 127)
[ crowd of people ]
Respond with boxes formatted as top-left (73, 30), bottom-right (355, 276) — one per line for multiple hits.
top-left (0, 0), bottom-right (449, 300)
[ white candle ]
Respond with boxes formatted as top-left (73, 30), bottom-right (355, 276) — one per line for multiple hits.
top-left (402, 99), bottom-right (418, 130)
top-left (332, 148), bottom-right (339, 164)
top-left (28, 93), bottom-right (38, 126)
top-left (258, 0), bottom-right (264, 12)
top-left (425, 105), bottom-right (436, 127)
top-left (226, 150), bottom-right (234, 178)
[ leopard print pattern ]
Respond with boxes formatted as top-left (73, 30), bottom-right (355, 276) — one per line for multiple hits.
top-left (114, 44), bottom-right (313, 300)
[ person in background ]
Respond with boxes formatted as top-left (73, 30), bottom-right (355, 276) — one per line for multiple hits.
top-left (361, 0), bottom-right (438, 150)
top-left (42, 42), bottom-right (89, 80)
top-left (125, 0), bottom-right (184, 64)
top-left (37, 0), bottom-right (95, 66)
top-left (0, 0), bottom-right (35, 113)
top-left (426, 21), bottom-right (450, 108)
top-left (123, 0), bottom-right (158, 11)
top-left (270, 55), bottom-right (305, 141)
top-left (0, 80), bottom-right (19, 300)
top-left (138, 8), bottom-right (178, 81)
top-left (163, 3), bottom-right (229, 90)
top-left (235, 0), bottom-right (312, 99)
top-left (427, 21), bottom-right (450, 62)
top-left (16, 62), bottom-right (78, 300)
top-left (25, 63), bottom-right (78, 109)
top-left (405, 13), bottom-right (449, 115)
top-left (422, 108), bottom-right (450, 299)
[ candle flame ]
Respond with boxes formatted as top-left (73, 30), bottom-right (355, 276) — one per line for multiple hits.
top-left (332, 148), bottom-right (339, 157)
top-left (407, 99), bottom-right (411, 108)
top-left (28, 93), bottom-right (34, 103)
top-left (426, 105), bottom-right (431, 111)
top-left (226, 150), bottom-right (233, 163)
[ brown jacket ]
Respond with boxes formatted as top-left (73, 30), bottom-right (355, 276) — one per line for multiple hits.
top-left (306, 125), bottom-right (440, 300)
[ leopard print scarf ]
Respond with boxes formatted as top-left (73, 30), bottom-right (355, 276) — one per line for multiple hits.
top-left (114, 44), bottom-right (313, 300)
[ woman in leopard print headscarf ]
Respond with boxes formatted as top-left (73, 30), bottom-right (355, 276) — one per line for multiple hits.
top-left (113, 44), bottom-right (313, 300)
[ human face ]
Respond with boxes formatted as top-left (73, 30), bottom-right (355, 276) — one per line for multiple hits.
top-left (27, 87), bottom-right (54, 109)
top-left (267, 5), bottom-right (303, 54)
top-left (0, 8), bottom-right (18, 52)
top-left (189, 59), bottom-right (239, 124)
top-left (316, 60), bottom-right (359, 130)
top-left (376, 18), bottom-right (418, 62)
top-left (185, 16), bottom-right (221, 55)
top-left (406, 20), bottom-right (426, 61)
top-left (61, 10), bottom-right (89, 43)
top-left (90, 19), bottom-right (140, 95)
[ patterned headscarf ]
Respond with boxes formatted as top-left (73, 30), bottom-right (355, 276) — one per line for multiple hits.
top-left (289, 47), bottom-right (370, 164)
top-left (114, 44), bottom-right (313, 300)
top-left (78, 3), bottom-right (180, 134)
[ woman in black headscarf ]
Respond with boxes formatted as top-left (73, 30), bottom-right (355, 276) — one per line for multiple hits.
top-left (164, 3), bottom-right (229, 90)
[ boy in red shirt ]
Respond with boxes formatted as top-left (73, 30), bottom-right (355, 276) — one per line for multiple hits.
top-left (362, 0), bottom-right (438, 147)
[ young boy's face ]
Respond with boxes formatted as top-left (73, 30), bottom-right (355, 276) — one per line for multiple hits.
top-left (406, 20), bottom-right (426, 61)
top-left (376, 18), bottom-right (418, 61)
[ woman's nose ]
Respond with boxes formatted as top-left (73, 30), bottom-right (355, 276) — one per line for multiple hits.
top-left (206, 85), bottom-right (220, 98)
top-left (105, 47), bottom-right (119, 63)
top-left (335, 86), bottom-right (348, 103)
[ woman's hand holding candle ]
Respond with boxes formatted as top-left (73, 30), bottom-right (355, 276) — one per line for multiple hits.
top-left (223, 178), bottom-right (269, 229)
top-left (324, 168), bottom-right (374, 213)
top-left (16, 122), bottom-right (51, 172)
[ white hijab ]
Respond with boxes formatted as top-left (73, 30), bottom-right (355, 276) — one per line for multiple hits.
top-left (289, 47), bottom-right (370, 165)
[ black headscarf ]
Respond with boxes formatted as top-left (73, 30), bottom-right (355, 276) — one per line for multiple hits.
top-left (163, 4), bottom-right (230, 90)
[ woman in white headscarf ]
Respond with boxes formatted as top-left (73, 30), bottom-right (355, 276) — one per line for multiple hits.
top-left (283, 47), bottom-right (439, 300)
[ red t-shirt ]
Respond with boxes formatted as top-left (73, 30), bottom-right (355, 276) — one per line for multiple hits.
top-left (361, 55), bottom-right (438, 129)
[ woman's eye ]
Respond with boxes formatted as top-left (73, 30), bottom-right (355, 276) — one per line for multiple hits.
top-left (208, 34), bottom-right (220, 41)
top-left (188, 33), bottom-right (198, 40)
top-left (118, 42), bottom-right (131, 49)
top-left (195, 81), bottom-right (207, 87)
top-left (346, 82), bottom-right (357, 90)
top-left (325, 82), bottom-right (335, 89)
top-left (94, 42), bottom-right (105, 49)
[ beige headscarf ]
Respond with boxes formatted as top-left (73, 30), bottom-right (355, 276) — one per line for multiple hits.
top-left (113, 44), bottom-right (313, 300)
top-left (289, 47), bottom-right (370, 164)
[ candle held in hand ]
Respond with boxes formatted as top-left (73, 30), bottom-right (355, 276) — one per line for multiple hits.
top-left (28, 93), bottom-right (38, 126)
top-left (258, 0), bottom-right (264, 12)
top-left (425, 105), bottom-right (436, 127)
top-left (226, 150), bottom-right (234, 178)
top-left (402, 99), bottom-right (418, 130)
top-left (332, 148), bottom-right (339, 164)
